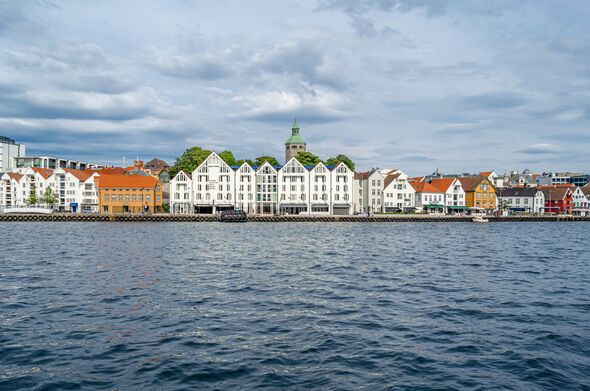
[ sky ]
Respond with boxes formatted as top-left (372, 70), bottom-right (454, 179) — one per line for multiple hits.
top-left (1, 0), bottom-right (589, 175)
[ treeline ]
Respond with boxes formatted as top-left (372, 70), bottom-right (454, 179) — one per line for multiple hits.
top-left (170, 147), bottom-right (355, 178)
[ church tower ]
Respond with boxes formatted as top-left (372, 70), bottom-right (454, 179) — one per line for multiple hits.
top-left (284, 118), bottom-right (306, 163)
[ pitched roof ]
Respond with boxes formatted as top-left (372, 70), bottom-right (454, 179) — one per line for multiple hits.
top-left (144, 158), bottom-right (170, 170)
top-left (581, 184), bottom-right (590, 196)
top-left (64, 168), bottom-right (93, 182)
top-left (430, 178), bottom-right (456, 192)
top-left (459, 176), bottom-right (485, 191)
top-left (384, 173), bottom-right (401, 189)
top-left (85, 167), bottom-right (125, 175)
top-left (95, 174), bottom-right (159, 189)
top-left (7, 172), bottom-right (23, 182)
top-left (31, 167), bottom-right (53, 179)
top-left (354, 172), bottom-right (370, 180)
top-left (540, 187), bottom-right (572, 200)
top-left (409, 181), bottom-right (443, 193)
top-left (497, 187), bottom-right (540, 197)
top-left (409, 176), bottom-right (425, 182)
top-left (480, 171), bottom-right (493, 177)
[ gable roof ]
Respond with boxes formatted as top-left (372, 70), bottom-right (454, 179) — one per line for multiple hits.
top-left (31, 167), bottom-right (53, 179)
top-left (63, 168), bottom-right (93, 182)
top-left (409, 176), bottom-right (426, 182)
top-left (144, 158), bottom-right (170, 170)
top-left (459, 176), bottom-right (486, 191)
top-left (173, 170), bottom-right (192, 180)
top-left (95, 174), bottom-right (159, 189)
top-left (409, 181), bottom-right (443, 193)
top-left (497, 187), bottom-right (541, 197)
top-left (581, 184), bottom-right (590, 196)
top-left (85, 167), bottom-right (125, 175)
top-left (430, 178), bottom-right (456, 193)
top-left (354, 171), bottom-right (370, 180)
top-left (540, 187), bottom-right (572, 200)
top-left (384, 173), bottom-right (401, 189)
top-left (6, 172), bottom-right (23, 182)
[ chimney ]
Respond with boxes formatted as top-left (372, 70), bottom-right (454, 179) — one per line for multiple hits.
top-left (134, 160), bottom-right (144, 170)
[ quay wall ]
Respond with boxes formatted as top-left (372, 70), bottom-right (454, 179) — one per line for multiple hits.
top-left (0, 214), bottom-right (589, 223)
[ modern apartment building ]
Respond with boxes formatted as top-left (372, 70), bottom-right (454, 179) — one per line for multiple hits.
top-left (0, 136), bottom-right (26, 172)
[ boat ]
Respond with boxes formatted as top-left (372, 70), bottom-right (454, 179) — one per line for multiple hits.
top-left (472, 215), bottom-right (489, 223)
top-left (218, 210), bottom-right (248, 223)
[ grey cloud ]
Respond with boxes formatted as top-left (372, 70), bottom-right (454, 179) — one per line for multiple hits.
top-left (517, 143), bottom-right (561, 155)
top-left (459, 92), bottom-right (527, 111)
top-left (317, 0), bottom-right (450, 16)
top-left (150, 53), bottom-right (234, 80)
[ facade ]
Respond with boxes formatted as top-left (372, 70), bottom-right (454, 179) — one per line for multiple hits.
top-left (496, 187), bottom-right (545, 214)
top-left (353, 172), bottom-right (369, 214)
top-left (540, 187), bottom-right (574, 214)
top-left (96, 175), bottom-right (163, 214)
top-left (410, 181), bottom-right (445, 213)
top-left (12, 156), bottom-right (101, 171)
top-left (537, 172), bottom-right (589, 187)
top-left (0, 172), bottom-right (25, 209)
top-left (0, 136), bottom-right (26, 172)
top-left (382, 172), bottom-right (415, 212)
top-left (429, 178), bottom-right (466, 213)
top-left (284, 119), bottom-right (306, 163)
top-left (52, 168), bottom-right (98, 213)
top-left (459, 176), bottom-right (497, 213)
top-left (571, 186), bottom-right (589, 216)
top-left (169, 153), bottom-right (354, 215)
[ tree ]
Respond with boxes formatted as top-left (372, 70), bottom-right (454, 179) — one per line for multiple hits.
top-left (326, 154), bottom-right (355, 171)
top-left (219, 150), bottom-right (237, 166)
top-left (295, 151), bottom-right (321, 167)
top-left (236, 159), bottom-right (256, 166)
top-left (40, 188), bottom-right (57, 208)
top-left (27, 184), bottom-right (38, 206)
top-left (498, 199), bottom-right (511, 214)
top-left (170, 146), bottom-right (212, 177)
top-left (254, 155), bottom-right (279, 166)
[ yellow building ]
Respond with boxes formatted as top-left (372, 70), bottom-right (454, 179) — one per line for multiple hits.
top-left (95, 175), bottom-right (163, 214)
top-left (459, 176), bottom-right (497, 213)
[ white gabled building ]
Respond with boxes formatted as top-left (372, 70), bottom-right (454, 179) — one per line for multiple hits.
top-left (330, 162), bottom-right (354, 215)
top-left (429, 178), bottom-right (466, 214)
top-left (410, 181), bottom-right (446, 214)
top-left (52, 168), bottom-right (99, 212)
top-left (353, 172), bottom-right (369, 214)
top-left (278, 158), bottom-right (310, 215)
top-left (496, 187), bottom-right (545, 214)
top-left (255, 161), bottom-right (278, 215)
top-left (192, 152), bottom-right (236, 214)
top-left (0, 172), bottom-right (25, 209)
top-left (235, 163), bottom-right (256, 213)
top-left (310, 162), bottom-right (331, 214)
top-left (170, 171), bottom-right (192, 214)
top-left (382, 172), bottom-right (415, 213)
top-left (572, 186), bottom-right (589, 216)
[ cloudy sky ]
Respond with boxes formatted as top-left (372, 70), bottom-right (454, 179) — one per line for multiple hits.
top-left (1, 0), bottom-right (589, 174)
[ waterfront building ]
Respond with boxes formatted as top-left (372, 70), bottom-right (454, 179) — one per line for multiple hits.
top-left (410, 181), bottom-right (445, 214)
top-left (429, 178), bottom-right (467, 213)
top-left (459, 176), bottom-right (497, 213)
top-left (95, 174), bottom-right (163, 214)
top-left (169, 154), bottom-right (354, 215)
top-left (571, 186), bottom-right (589, 216)
top-left (540, 187), bottom-right (574, 214)
top-left (537, 172), bottom-right (589, 187)
top-left (52, 168), bottom-right (98, 213)
top-left (382, 172), bottom-right (416, 213)
top-left (12, 156), bottom-right (101, 172)
top-left (496, 187), bottom-right (545, 214)
top-left (353, 172), bottom-right (370, 214)
top-left (0, 136), bottom-right (26, 172)
top-left (284, 118), bottom-right (306, 163)
top-left (0, 172), bottom-right (25, 209)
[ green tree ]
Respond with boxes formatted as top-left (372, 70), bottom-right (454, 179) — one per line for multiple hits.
top-left (236, 159), bottom-right (256, 166)
top-left (295, 151), bottom-right (321, 166)
top-left (27, 184), bottom-right (38, 206)
top-left (326, 154), bottom-right (355, 171)
top-left (170, 146), bottom-right (212, 177)
top-left (254, 155), bottom-right (280, 166)
top-left (219, 150), bottom-right (237, 166)
top-left (40, 187), bottom-right (57, 207)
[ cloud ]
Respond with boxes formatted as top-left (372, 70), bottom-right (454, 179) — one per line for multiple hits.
top-left (517, 143), bottom-right (562, 155)
top-left (459, 92), bottom-right (528, 110)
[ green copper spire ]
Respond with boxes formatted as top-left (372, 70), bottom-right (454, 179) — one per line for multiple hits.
top-left (285, 117), bottom-right (306, 145)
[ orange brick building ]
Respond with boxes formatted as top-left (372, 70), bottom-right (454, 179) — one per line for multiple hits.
top-left (95, 175), bottom-right (163, 214)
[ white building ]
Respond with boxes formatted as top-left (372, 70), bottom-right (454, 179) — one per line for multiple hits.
top-left (429, 178), bottom-right (466, 214)
top-left (52, 168), bottom-right (99, 213)
top-left (382, 172), bottom-right (415, 213)
top-left (0, 172), bottom-right (25, 209)
top-left (572, 186), bottom-right (589, 216)
top-left (12, 156), bottom-right (102, 172)
top-left (169, 153), bottom-right (354, 215)
top-left (496, 187), bottom-right (545, 214)
top-left (0, 136), bottom-right (26, 172)
top-left (410, 181), bottom-right (446, 214)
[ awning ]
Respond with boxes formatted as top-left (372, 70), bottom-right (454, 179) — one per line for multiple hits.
top-left (279, 203), bottom-right (307, 208)
top-left (509, 207), bottom-right (527, 211)
top-left (333, 204), bottom-right (351, 208)
top-left (311, 203), bottom-right (329, 207)
top-left (447, 205), bottom-right (467, 210)
top-left (425, 204), bottom-right (444, 208)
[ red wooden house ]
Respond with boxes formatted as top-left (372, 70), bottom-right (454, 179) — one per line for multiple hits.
top-left (540, 187), bottom-right (574, 214)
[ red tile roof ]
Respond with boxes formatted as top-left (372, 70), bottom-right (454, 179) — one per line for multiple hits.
top-left (95, 174), bottom-right (159, 189)
top-left (384, 173), bottom-right (401, 188)
top-left (354, 172), bottom-right (370, 180)
top-left (459, 176), bottom-right (485, 192)
top-left (6, 172), bottom-right (23, 182)
top-left (410, 181), bottom-right (443, 193)
top-left (63, 168), bottom-right (93, 182)
top-left (430, 178), bottom-right (456, 193)
top-left (31, 167), bottom-right (53, 179)
top-left (540, 187), bottom-right (572, 200)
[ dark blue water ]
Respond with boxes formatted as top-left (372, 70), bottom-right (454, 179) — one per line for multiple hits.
top-left (1, 222), bottom-right (589, 390)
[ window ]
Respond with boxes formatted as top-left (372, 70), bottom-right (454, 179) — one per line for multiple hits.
top-left (125, 195), bottom-right (130, 201)
top-left (104, 194), bottom-right (109, 201)
top-left (118, 195), bottom-right (122, 201)
top-left (146, 195), bottom-right (151, 202)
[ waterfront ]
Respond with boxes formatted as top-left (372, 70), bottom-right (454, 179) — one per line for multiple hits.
top-left (1, 223), bottom-right (589, 390)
